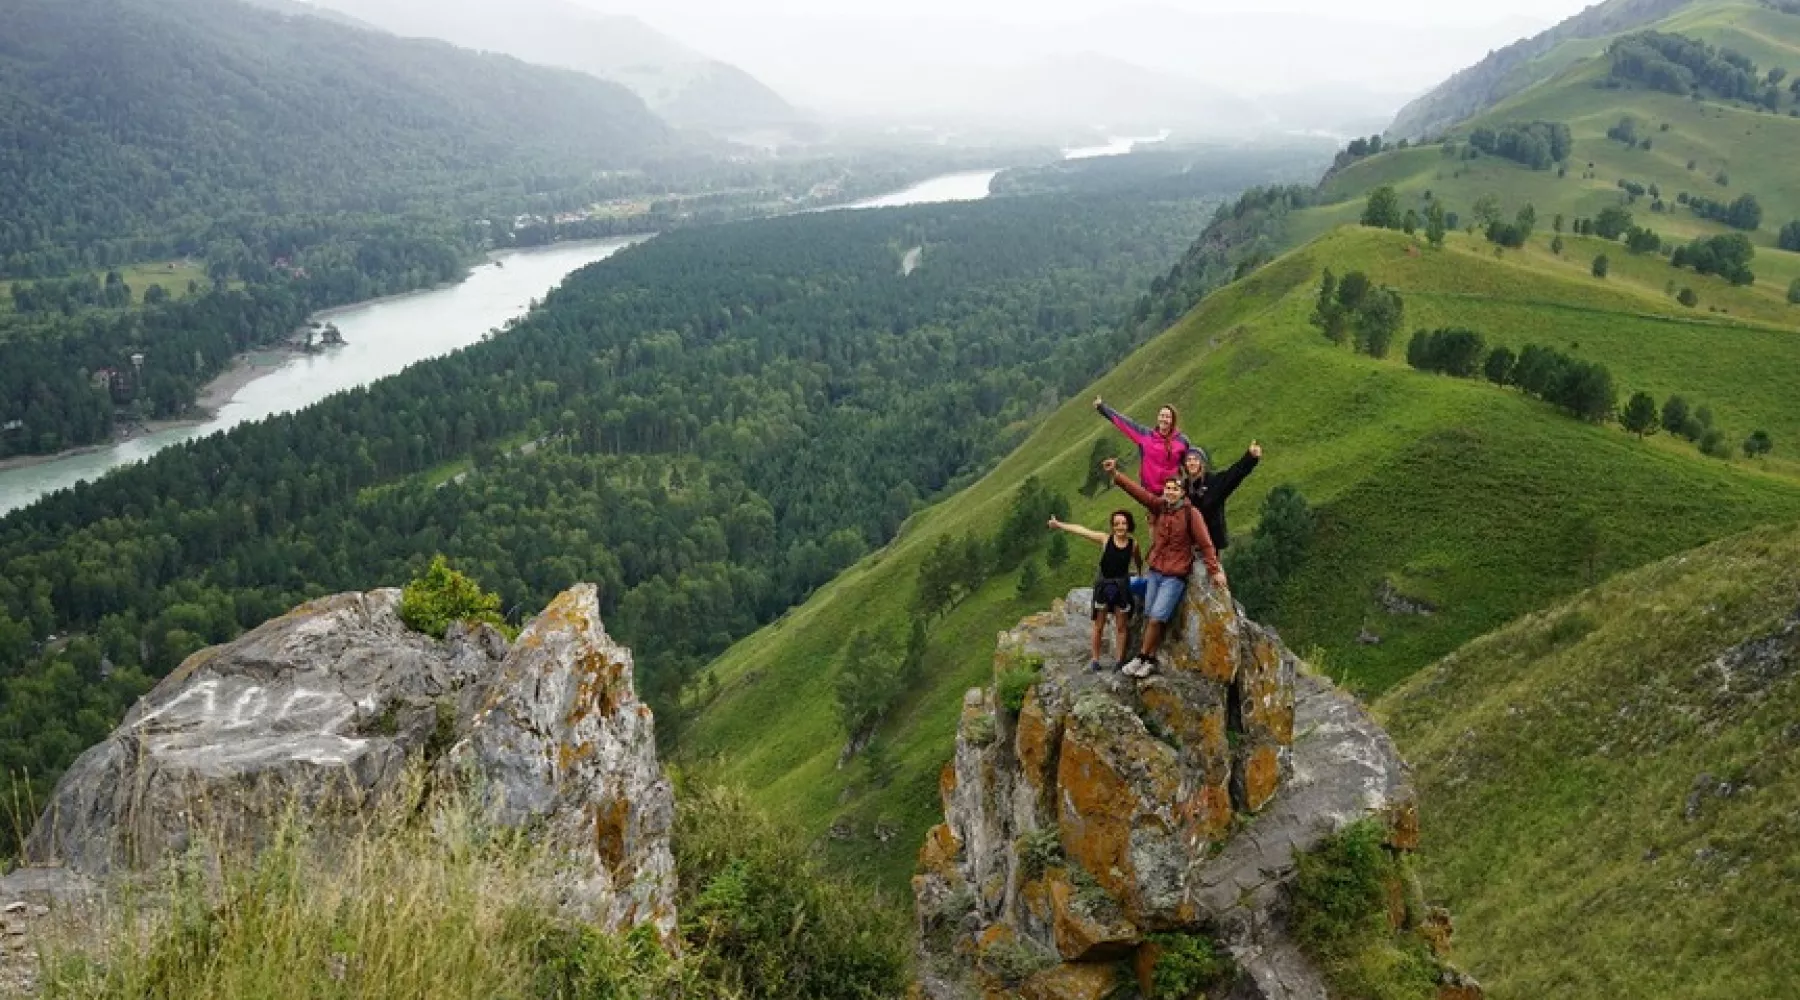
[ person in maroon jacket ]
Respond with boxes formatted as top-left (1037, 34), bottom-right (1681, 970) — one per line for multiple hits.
top-left (1103, 457), bottom-right (1227, 678)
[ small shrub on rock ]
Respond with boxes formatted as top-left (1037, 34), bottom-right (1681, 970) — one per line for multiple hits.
top-left (398, 555), bottom-right (505, 639)
top-left (997, 655), bottom-right (1045, 714)
top-left (1147, 932), bottom-right (1233, 1000)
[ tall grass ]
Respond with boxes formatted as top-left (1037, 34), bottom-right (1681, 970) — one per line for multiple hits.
top-left (33, 774), bottom-right (909, 1000)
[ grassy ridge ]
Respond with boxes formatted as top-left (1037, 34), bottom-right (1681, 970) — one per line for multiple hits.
top-left (1378, 521), bottom-right (1800, 999)
top-left (1316, 2), bottom-right (1800, 262)
top-left (681, 224), bottom-right (1800, 887)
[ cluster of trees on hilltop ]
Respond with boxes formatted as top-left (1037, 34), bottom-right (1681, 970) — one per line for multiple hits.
top-left (1680, 192), bottom-right (1764, 230)
top-left (1312, 270), bottom-right (1404, 359)
top-left (1609, 31), bottom-right (1777, 106)
top-left (0, 192), bottom-right (1216, 821)
top-left (1671, 233), bottom-right (1757, 284)
top-left (1407, 329), bottom-right (1616, 423)
top-left (1623, 393), bottom-right (1774, 461)
top-left (1331, 135), bottom-right (1400, 172)
top-left (1780, 220), bottom-right (1800, 251)
top-left (1467, 121), bottom-right (1572, 170)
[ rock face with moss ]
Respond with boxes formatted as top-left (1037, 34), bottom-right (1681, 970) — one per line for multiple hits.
top-left (15, 584), bottom-right (676, 941)
top-left (913, 570), bottom-right (1447, 999)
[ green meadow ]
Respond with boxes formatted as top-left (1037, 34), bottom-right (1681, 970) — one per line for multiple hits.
top-left (680, 224), bottom-right (1800, 888)
top-left (1380, 520), bottom-right (1800, 999)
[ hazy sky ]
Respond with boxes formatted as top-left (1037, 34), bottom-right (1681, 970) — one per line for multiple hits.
top-left (583, 0), bottom-right (1601, 110)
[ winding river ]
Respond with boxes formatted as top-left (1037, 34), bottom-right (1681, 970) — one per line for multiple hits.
top-left (0, 172), bottom-right (1005, 515)
top-left (0, 142), bottom-right (1160, 515)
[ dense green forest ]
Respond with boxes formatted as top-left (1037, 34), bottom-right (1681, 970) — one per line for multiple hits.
top-left (0, 191), bottom-right (1217, 824)
top-left (0, 0), bottom-right (1051, 459)
top-left (989, 142), bottom-right (1329, 199)
top-left (0, 0), bottom-right (671, 279)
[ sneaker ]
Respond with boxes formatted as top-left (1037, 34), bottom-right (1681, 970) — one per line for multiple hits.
top-left (1125, 656), bottom-right (1158, 679)
top-left (1120, 656), bottom-right (1146, 676)
top-left (1087, 659), bottom-right (1103, 672)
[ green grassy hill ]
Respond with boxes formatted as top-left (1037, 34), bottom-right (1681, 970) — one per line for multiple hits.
top-left (1315, 2), bottom-right (1800, 259)
top-left (1378, 521), bottom-right (1800, 999)
top-left (679, 223), bottom-right (1800, 887)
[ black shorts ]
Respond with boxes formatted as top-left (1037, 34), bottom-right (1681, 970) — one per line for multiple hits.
top-left (1092, 578), bottom-right (1132, 618)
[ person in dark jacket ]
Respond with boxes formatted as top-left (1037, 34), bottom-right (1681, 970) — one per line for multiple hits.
top-left (1103, 458), bottom-right (1227, 678)
top-left (1182, 441), bottom-right (1262, 551)
top-left (1048, 511), bottom-right (1144, 671)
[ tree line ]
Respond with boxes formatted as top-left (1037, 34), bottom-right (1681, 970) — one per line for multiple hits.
top-left (1467, 121), bottom-right (1572, 171)
top-left (1406, 329), bottom-right (1616, 424)
top-left (1609, 31), bottom-right (1777, 107)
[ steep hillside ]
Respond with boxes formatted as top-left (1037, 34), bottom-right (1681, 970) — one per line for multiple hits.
top-left (0, 0), bottom-right (670, 273)
top-left (1388, 0), bottom-right (1700, 140)
top-left (1380, 521), bottom-right (1800, 998)
top-left (305, 0), bottom-right (801, 133)
top-left (680, 224), bottom-right (1800, 887)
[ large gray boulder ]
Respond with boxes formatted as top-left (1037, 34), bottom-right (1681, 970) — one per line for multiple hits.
top-left (15, 584), bottom-right (676, 940)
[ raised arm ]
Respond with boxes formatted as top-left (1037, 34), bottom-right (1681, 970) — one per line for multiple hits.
top-left (1047, 517), bottom-right (1108, 546)
top-left (1213, 446), bottom-right (1262, 500)
top-left (1095, 397), bottom-right (1153, 448)
top-left (1109, 466), bottom-right (1158, 512)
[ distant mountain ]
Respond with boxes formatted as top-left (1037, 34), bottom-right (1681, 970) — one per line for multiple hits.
top-left (300, 0), bottom-right (801, 134)
top-left (1251, 85), bottom-right (1415, 139)
top-left (884, 52), bottom-right (1269, 136)
top-left (1387, 0), bottom-right (1700, 139)
top-left (0, 0), bottom-right (671, 267)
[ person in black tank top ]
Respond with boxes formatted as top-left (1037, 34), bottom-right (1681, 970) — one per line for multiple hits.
top-left (1048, 510), bottom-right (1144, 671)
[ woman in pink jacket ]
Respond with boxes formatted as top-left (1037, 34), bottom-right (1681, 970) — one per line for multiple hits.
top-left (1094, 396), bottom-right (1192, 492)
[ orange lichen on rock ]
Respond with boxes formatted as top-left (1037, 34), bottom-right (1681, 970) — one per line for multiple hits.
top-left (1017, 961), bottom-right (1119, 1000)
top-left (1238, 744), bottom-right (1282, 814)
top-left (1015, 689), bottom-right (1061, 805)
top-left (918, 823), bottom-right (964, 880)
top-left (1055, 715), bottom-right (1179, 918)
top-left (1386, 798), bottom-right (1422, 852)
top-left (592, 797), bottom-right (631, 875)
top-left (1048, 874), bottom-right (1138, 960)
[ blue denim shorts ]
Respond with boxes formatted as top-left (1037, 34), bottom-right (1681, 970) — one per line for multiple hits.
top-left (1143, 570), bottom-right (1187, 623)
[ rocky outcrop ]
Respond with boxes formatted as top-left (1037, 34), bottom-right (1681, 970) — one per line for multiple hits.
top-left (914, 571), bottom-right (1452, 999)
top-left (13, 584), bottom-right (675, 940)
top-left (451, 587), bottom-right (676, 934)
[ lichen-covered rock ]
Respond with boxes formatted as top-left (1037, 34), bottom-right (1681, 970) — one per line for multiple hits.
top-left (14, 584), bottom-right (676, 941)
top-left (452, 584), bottom-right (677, 938)
top-left (1015, 961), bottom-right (1118, 1000)
top-left (913, 568), bottom-right (1424, 999)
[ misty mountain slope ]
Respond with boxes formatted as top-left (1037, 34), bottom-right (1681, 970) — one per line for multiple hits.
top-left (679, 224), bottom-right (1800, 892)
top-left (1380, 520), bottom-right (1800, 998)
top-left (300, 0), bottom-right (799, 132)
top-left (0, 0), bottom-right (670, 265)
top-left (1388, 0), bottom-right (1701, 140)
